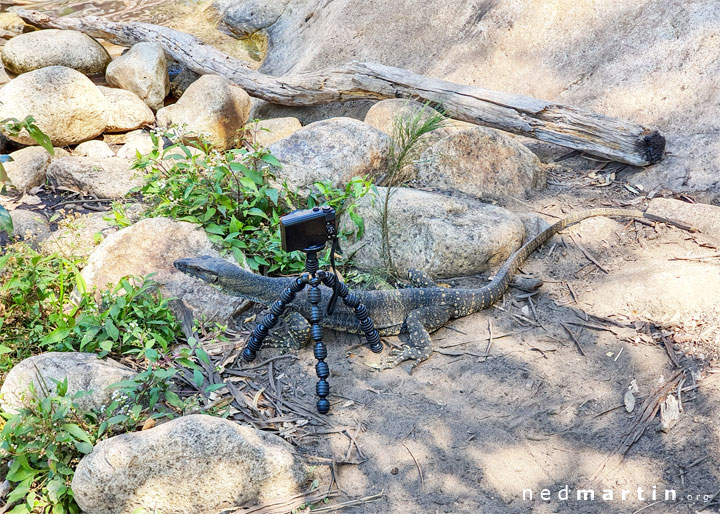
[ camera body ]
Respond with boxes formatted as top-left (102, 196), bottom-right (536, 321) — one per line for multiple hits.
top-left (280, 206), bottom-right (337, 252)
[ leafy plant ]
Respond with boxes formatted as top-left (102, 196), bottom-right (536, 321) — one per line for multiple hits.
top-left (0, 115), bottom-right (54, 185)
top-left (380, 104), bottom-right (447, 275)
top-left (130, 128), bottom-right (373, 275)
top-left (0, 204), bottom-right (12, 235)
top-left (0, 379), bottom-right (98, 514)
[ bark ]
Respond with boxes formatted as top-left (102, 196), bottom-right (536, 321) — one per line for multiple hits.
top-left (16, 9), bottom-right (666, 166)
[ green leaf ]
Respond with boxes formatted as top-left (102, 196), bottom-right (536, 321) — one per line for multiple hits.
top-left (194, 347), bottom-right (211, 366)
top-left (0, 204), bottom-right (13, 235)
top-left (242, 167), bottom-right (265, 185)
top-left (61, 423), bottom-right (92, 443)
top-left (40, 327), bottom-right (72, 346)
top-left (245, 207), bottom-right (268, 219)
top-left (0, 344), bottom-right (12, 355)
top-left (7, 504), bottom-right (30, 514)
top-left (25, 122), bottom-right (54, 155)
top-left (193, 368), bottom-right (204, 388)
top-left (205, 383), bottom-right (226, 392)
top-left (104, 319), bottom-right (119, 341)
top-left (265, 187), bottom-right (279, 206)
top-left (261, 154), bottom-right (282, 167)
top-left (165, 390), bottom-right (184, 410)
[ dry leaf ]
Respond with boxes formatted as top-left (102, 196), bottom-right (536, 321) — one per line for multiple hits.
top-left (624, 390), bottom-right (636, 413)
top-left (141, 418), bottom-right (156, 431)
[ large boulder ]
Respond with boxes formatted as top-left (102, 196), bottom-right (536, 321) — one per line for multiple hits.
top-left (0, 352), bottom-right (135, 414)
top-left (253, 1), bottom-right (720, 192)
top-left (156, 74), bottom-right (251, 150)
top-left (115, 129), bottom-right (161, 160)
top-left (0, 66), bottom-right (109, 146)
top-left (80, 218), bottom-right (246, 323)
top-left (212, 0), bottom-right (289, 37)
top-left (46, 157), bottom-right (142, 199)
top-left (251, 117), bottom-right (302, 147)
top-left (72, 414), bottom-right (310, 514)
top-left (364, 99), bottom-right (442, 136)
top-left (267, 117), bottom-right (390, 194)
top-left (1, 29), bottom-right (111, 75)
top-left (414, 126), bottom-right (546, 200)
top-left (41, 211), bottom-right (121, 259)
top-left (106, 42), bottom-right (170, 111)
top-left (341, 187), bottom-right (525, 278)
top-left (98, 86), bottom-right (155, 132)
top-left (2, 146), bottom-right (52, 191)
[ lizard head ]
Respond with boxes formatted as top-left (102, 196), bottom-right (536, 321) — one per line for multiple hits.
top-left (173, 255), bottom-right (234, 285)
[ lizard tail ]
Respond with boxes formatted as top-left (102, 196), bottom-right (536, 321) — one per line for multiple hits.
top-left (472, 208), bottom-right (646, 312)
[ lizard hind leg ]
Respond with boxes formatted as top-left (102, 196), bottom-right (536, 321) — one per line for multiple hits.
top-left (261, 311), bottom-right (310, 351)
top-left (406, 268), bottom-right (438, 288)
top-left (381, 306), bottom-right (451, 372)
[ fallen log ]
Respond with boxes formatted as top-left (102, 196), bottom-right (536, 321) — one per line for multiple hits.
top-left (16, 9), bottom-right (665, 167)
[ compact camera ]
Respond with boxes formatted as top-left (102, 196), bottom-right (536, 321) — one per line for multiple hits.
top-left (280, 206), bottom-right (337, 252)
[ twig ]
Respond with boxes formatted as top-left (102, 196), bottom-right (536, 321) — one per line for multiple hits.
top-left (403, 443), bottom-right (424, 491)
top-left (631, 501), bottom-right (661, 514)
top-left (485, 320), bottom-right (494, 358)
top-left (309, 491), bottom-right (385, 513)
top-left (567, 233), bottom-right (608, 274)
top-left (560, 322), bottom-right (585, 356)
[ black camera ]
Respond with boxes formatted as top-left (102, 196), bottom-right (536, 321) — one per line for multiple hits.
top-left (280, 206), bottom-right (337, 252)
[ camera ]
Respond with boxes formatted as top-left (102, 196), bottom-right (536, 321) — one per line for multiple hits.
top-left (280, 206), bottom-right (337, 252)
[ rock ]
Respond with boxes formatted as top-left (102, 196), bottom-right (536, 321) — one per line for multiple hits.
top-left (341, 187), bottom-right (525, 278)
top-left (250, 117), bottom-right (302, 147)
top-left (213, 0), bottom-right (289, 37)
top-left (156, 74), bottom-right (251, 150)
top-left (106, 42), bottom-right (170, 111)
top-left (364, 99), bottom-right (443, 136)
top-left (1, 29), bottom-right (111, 75)
top-left (516, 212), bottom-right (551, 243)
top-left (0, 66), bottom-right (109, 146)
top-left (72, 414), bottom-right (309, 514)
top-left (2, 146), bottom-right (52, 191)
top-left (646, 198), bottom-right (720, 240)
top-left (98, 86), bottom-right (155, 132)
top-left (41, 211), bottom-right (119, 259)
top-left (0, 352), bottom-right (135, 415)
top-left (169, 66), bottom-right (200, 99)
top-left (9, 209), bottom-right (50, 244)
top-left (115, 130), bottom-right (160, 160)
top-left (414, 127), bottom-right (546, 200)
top-left (0, 12), bottom-right (25, 35)
top-left (81, 218), bottom-right (246, 323)
top-left (255, 1), bottom-right (720, 192)
top-left (267, 117), bottom-right (390, 194)
top-left (46, 157), bottom-right (141, 199)
top-left (73, 140), bottom-right (115, 159)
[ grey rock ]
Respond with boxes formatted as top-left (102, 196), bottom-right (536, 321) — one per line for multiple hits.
top-left (647, 198), bottom-right (720, 240)
top-left (213, 0), bottom-right (289, 37)
top-left (156, 74), bottom-right (251, 150)
top-left (516, 212), bottom-right (552, 243)
top-left (250, 117), bottom-right (302, 147)
top-left (267, 117), bottom-right (390, 194)
top-left (40, 211), bottom-right (119, 259)
top-left (98, 86), bottom-right (155, 133)
top-left (46, 157), bottom-right (142, 199)
top-left (115, 129), bottom-right (160, 160)
top-left (81, 218), bottom-right (246, 324)
top-left (341, 187), bottom-right (525, 278)
top-left (73, 140), bottom-right (115, 159)
top-left (0, 352), bottom-right (135, 414)
top-left (364, 99), bottom-right (442, 136)
top-left (106, 42), bottom-right (170, 111)
top-left (0, 66), bottom-right (109, 146)
top-left (9, 209), bottom-right (50, 244)
top-left (2, 146), bottom-right (52, 191)
top-left (72, 414), bottom-right (310, 514)
top-left (414, 127), bottom-right (546, 200)
top-left (1, 29), bottom-right (111, 75)
top-left (169, 66), bottom-right (200, 99)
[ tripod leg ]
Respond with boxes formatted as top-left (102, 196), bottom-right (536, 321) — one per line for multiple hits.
top-left (262, 311), bottom-right (310, 350)
top-left (381, 306), bottom-right (451, 372)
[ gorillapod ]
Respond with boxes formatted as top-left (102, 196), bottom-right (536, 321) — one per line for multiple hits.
top-left (240, 250), bottom-right (383, 414)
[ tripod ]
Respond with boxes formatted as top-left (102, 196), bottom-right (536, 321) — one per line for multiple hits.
top-left (241, 250), bottom-right (383, 414)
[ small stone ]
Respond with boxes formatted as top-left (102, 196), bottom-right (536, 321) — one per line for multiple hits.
top-left (98, 86), bottom-right (155, 133)
top-left (72, 414), bottom-right (310, 514)
top-left (0, 66), bottom-right (109, 146)
top-left (46, 157), bottom-right (142, 199)
top-left (106, 42), bottom-right (170, 111)
top-left (267, 117), bottom-right (390, 195)
top-left (156, 74), bottom-right (251, 150)
top-left (115, 130), bottom-right (161, 160)
top-left (341, 187), bottom-right (525, 278)
top-left (0, 13), bottom-right (25, 35)
top-left (250, 117), bottom-right (302, 147)
top-left (212, 0), bottom-right (289, 37)
top-left (74, 140), bottom-right (116, 159)
top-left (9, 209), bottom-right (50, 244)
top-left (0, 352), bottom-right (135, 414)
top-left (414, 126), bottom-right (546, 200)
top-left (1, 29), bottom-right (111, 75)
top-left (2, 146), bottom-right (52, 192)
top-left (169, 66), bottom-right (200, 99)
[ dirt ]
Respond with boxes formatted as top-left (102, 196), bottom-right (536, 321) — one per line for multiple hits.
top-left (223, 164), bottom-right (720, 514)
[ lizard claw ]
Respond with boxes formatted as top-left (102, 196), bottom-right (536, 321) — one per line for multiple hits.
top-left (379, 346), bottom-right (418, 370)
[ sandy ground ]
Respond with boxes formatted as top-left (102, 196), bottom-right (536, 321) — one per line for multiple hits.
top-left (225, 166), bottom-right (720, 514)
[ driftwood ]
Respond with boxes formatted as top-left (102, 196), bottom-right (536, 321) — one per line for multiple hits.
top-left (17, 9), bottom-right (665, 167)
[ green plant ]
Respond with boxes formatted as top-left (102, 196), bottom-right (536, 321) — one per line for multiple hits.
top-left (380, 105), bottom-right (447, 275)
top-left (130, 128), bottom-right (373, 275)
top-left (0, 116), bottom-right (54, 186)
top-left (0, 379), bottom-right (98, 514)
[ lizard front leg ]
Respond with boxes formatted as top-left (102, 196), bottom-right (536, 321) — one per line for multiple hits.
top-left (381, 305), bottom-right (451, 372)
top-left (260, 311), bottom-right (310, 351)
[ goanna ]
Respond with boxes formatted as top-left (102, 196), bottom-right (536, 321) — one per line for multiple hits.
top-left (174, 208), bottom-right (676, 370)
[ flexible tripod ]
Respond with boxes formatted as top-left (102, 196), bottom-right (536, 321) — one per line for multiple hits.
top-left (241, 250), bottom-right (383, 414)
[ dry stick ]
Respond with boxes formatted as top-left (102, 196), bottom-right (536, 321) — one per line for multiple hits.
top-left (16, 9), bottom-right (666, 166)
top-left (560, 322), bottom-right (585, 356)
top-left (309, 491), bottom-right (385, 513)
top-left (485, 320), bottom-right (494, 358)
top-left (403, 443), bottom-right (425, 492)
top-left (567, 233), bottom-right (609, 274)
